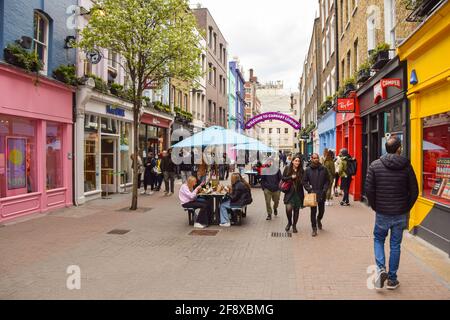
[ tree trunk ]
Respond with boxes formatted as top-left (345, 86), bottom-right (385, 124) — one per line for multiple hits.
top-left (130, 100), bottom-right (140, 211)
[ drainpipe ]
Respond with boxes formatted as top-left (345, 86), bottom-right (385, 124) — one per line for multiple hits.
top-left (335, 1), bottom-right (340, 91)
top-left (72, 91), bottom-right (76, 206)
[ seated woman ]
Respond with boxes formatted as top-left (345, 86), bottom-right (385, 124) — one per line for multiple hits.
top-left (179, 176), bottom-right (210, 229)
top-left (219, 173), bottom-right (253, 227)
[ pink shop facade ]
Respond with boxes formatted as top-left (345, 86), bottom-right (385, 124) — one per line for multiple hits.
top-left (0, 63), bottom-right (73, 222)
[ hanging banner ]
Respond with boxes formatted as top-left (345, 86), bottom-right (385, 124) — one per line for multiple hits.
top-left (244, 112), bottom-right (301, 130)
top-left (374, 78), bottom-right (402, 103)
top-left (336, 98), bottom-right (355, 113)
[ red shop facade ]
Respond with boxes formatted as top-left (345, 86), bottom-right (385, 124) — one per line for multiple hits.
top-left (336, 92), bottom-right (363, 201)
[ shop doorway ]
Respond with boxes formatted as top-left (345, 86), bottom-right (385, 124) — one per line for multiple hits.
top-left (101, 137), bottom-right (117, 194)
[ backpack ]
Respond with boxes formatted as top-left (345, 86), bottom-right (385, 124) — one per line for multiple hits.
top-left (345, 158), bottom-right (357, 176)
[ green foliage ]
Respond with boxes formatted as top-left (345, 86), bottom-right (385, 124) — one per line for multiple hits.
top-left (175, 106), bottom-right (193, 122)
top-left (77, 0), bottom-right (203, 103)
top-left (109, 82), bottom-right (124, 96)
top-left (153, 100), bottom-right (172, 114)
top-left (4, 43), bottom-right (43, 72)
top-left (85, 74), bottom-right (109, 93)
top-left (357, 61), bottom-right (372, 73)
top-left (344, 77), bottom-right (356, 87)
top-left (369, 42), bottom-right (391, 64)
top-left (53, 65), bottom-right (77, 85)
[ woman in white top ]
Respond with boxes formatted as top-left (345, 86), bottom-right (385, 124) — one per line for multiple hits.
top-left (178, 176), bottom-right (210, 228)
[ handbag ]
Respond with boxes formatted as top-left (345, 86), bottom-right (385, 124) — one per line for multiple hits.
top-left (303, 193), bottom-right (318, 207)
top-left (279, 180), bottom-right (292, 193)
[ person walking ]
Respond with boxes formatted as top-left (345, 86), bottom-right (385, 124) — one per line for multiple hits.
top-left (161, 149), bottom-right (176, 196)
top-left (302, 153), bottom-right (330, 237)
top-left (320, 148), bottom-right (329, 164)
top-left (260, 159), bottom-right (282, 221)
top-left (142, 152), bottom-right (156, 195)
top-left (338, 148), bottom-right (354, 206)
top-left (179, 176), bottom-right (210, 229)
top-left (154, 153), bottom-right (163, 191)
top-left (281, 154), bottom-right (305, 233)
top-left (365, 137), bottom-right (418, 290)
top-left (323, 150), bottom-right (336, 206)
top-left (334, 153), bottom-right (341, 197)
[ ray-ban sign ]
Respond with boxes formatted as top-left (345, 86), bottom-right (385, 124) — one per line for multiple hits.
top-left (245, 112), bottom-right (301, 130)
top-left (337, 98), bottom-right (355, 113)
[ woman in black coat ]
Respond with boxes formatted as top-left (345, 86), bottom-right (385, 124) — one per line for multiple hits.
top-left (281, 154), bottom-right (305, 233)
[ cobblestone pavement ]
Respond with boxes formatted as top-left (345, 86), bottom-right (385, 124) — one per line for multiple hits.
top-left (0, 181), bottom-right (449, 300)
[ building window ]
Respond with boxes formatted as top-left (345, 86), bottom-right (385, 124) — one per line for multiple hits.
top-left (0, 116), bottom-right (38, 198)
top-left (367, 14), bottom-right (376, 53)
top-left (33, 11), bottom-right (49, 74)
top-left (219, 44), bottom-right (223, 62)
top-left (422, 113), bottom-right (450, 206)
top-left (346, 50), bottom-right (351, 78)
top-left (46, 122), bottom-right (63, 190)
top-left (277, 128), bottom-right (281, 134)
top-left (330, 17), bottom-right (335, 55)
top-left (120, 122), bottom-right (132, 184)
top-left (208, 63), bottom-right (213, 84)
top-left (384, 0), bottom-right (396, 49)
top-left (213, 67), bottom-right (217, 86)
top-left (354, 38), bottom-right (359, 73)
top-left (340, 0), bottom-right (344, 34)
top-left (285, 128), bottom-right (289, 134)
top-left (219, 75), bottom-right (223, 93)
top-left (184, 94), bottom-right (188, 111)
top-left (269, 128), bottom-right (273, 134)
top-left (213, 33), bottom-right (217, 54)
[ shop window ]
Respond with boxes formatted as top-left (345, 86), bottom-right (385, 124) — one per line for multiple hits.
top-left (84, 121), bottom-right (99, 192)
top-left (46, 122), bottom-right (63, 190)
top-left (101, 117), bottom-right (118, 134)
top-left (120, 122), bottom-right (132, 185)
top-left (0, 116), bottom-right (37, 198)
top-left (422, 113), bottom-right (450, 206)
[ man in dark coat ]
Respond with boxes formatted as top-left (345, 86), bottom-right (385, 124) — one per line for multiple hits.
top-left (160, 149), bottom-right (176, 196)
top-left (302, 153), bottom-right (330, 237)
top-left (365, 137), bottom-right (418, 290)
top-left (260, 160), bottom-right (282, 221)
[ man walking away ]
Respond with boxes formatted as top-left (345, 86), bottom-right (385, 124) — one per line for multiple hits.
top-left (161, 149), bottom-right (176, 196)
top-left (365, 137), bottom-right (418, 290)
top-left (302, 153), bottom-right (330, 237)
top-left (180, 149), bottom-right (192, 184)
top-left (260, 160), bottom-right (282, 221)
top-left (338, 148), bottom-right (356, 206)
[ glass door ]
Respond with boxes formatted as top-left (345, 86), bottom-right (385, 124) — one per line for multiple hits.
top-left (101, 137), bottom-right (116, 194)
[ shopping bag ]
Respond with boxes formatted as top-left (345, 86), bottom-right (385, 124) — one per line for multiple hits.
top-left (303, 193), bottom-right (318, 207)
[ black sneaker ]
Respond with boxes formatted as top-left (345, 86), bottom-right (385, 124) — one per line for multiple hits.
top-left (374, 270), bottom-right (388, 289)
top-left (266, 215), bottom-right (272, 221)
top-left (274, 209), bottom-right (278, 216)
top-left (318, 221), bottom-right (322, 230)
top-left (386, 279), bottom-right (400, 290)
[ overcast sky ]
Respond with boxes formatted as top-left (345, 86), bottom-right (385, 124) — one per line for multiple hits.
top-left (190, 0), bottom-right (319, 93)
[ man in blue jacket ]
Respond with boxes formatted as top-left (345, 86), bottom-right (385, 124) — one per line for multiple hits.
top-left (365, 137), bottom-right (419, 290)
top-left (260, 160), bottom-right (282, 221)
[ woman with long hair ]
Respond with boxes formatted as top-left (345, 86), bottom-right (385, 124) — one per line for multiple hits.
top-left (323, 150), bottom-right (336, 206)
top-left (219, 173), bottom-right (253, 227)
top-left (281, 154), bottom-right (305, 233)
top-left (179, 176), bottom-right (210, 229)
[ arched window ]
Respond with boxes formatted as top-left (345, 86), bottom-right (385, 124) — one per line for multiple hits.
top-left (33, 11), bottom-right (49, 73)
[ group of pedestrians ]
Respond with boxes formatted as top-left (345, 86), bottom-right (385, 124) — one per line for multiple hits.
top-left (131, 149), bottom-right (176, 196)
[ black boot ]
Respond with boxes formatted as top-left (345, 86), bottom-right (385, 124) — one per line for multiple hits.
top-left (318, 220), bottom-right (322, 230)
top-left (285, 223), bottom-right (292, 232)
top-left (292, 211), bottom-right (299, 233)
top-left (312, 228), bottom-right (318, 237)
top-left (285, 211), bottom-right (292, 232)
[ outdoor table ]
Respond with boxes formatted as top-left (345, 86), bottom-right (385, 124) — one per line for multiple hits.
top-left (244, 171), bottom-right (259, 187)
top-left (198, 192), bottom-right (227, 225)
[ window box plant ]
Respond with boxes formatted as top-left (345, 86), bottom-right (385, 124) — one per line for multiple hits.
top-left (344, 77), bottom-right (356, 95)
top-left (52, 64), bottom-right (77, 85)
top-left (370, 43), bottom-right (391, 70)
top-left (357, 62), bottom-right (372, 84)
top-left (4, 43), bottom-right (43, 72)
top-left (109, 83), bottom-right (124, 96)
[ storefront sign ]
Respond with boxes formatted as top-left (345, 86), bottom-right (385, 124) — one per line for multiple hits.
top-left (141, 113), bottom-right (171, 129)
top-left (106, 105), bottom-right (125, 117)
top-left (6, 137), bottom-right (27, 190)
top-left (244, 112), bottom-right (301, 130)
top-left (336, 98), bottom-right (355, 113)
top-left (374, 78), bottom-right (402, 103)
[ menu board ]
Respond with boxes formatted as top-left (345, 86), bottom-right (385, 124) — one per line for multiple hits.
top-left (7, 137), bottom-right (27, 190)
top-left (429, 158), bottom-right (450, 201)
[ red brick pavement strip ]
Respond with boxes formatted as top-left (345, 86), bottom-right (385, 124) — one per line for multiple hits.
top-left (0, 182), bottom-right (449, 299)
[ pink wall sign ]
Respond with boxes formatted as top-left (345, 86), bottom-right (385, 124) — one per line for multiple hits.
top-left (245, 112), bottom-right (301, 130)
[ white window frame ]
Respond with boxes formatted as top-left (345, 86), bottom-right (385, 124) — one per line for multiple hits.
top-left (367, 14), bottom-right (376, 53)
top-left (33, 11), bottom-right (49, 75)
top-left (322, 38), bottom-right (326, 70)
top-left (384, 0), bottom-right (396, 50)
top-left (330, 16), bottom-right (335, 55)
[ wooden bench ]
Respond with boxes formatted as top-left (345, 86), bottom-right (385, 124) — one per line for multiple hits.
top-left (184, 208), bottom-right (200, 226)
top-left (229, 206), bottom-right (247, 226)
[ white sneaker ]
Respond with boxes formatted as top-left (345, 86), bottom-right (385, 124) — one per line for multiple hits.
top-left (194, 223), bottom-right (206, 229)
top-left (219, 222), bottom-right (231, 227)
top-left (164, 191), bottom-right (169, 196)
top-left (147, 191), bottom-right (154, 195)
top-left (140, 190), bottom-right (146, 195)
top-left (167, 192), bottom-right (173, 196)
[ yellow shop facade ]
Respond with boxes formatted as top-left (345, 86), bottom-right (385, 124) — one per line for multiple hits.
top-left (398, 1), bottom-right (450, 256)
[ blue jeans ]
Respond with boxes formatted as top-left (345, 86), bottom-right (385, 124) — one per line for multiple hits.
top-left (220, 200), bottom-right (232, 224)
top-left (373, 213), bottom-right (408, 281)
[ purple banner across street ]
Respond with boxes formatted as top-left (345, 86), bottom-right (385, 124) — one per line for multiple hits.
top-left (244, 112), bottom-right (301, 130)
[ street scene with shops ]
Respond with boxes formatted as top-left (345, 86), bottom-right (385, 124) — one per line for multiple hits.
top-left (0, 0), bottom-right (449, 301)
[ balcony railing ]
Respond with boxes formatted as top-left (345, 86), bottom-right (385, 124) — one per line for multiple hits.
top-left (405, 0), bottom-right (445, 22)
